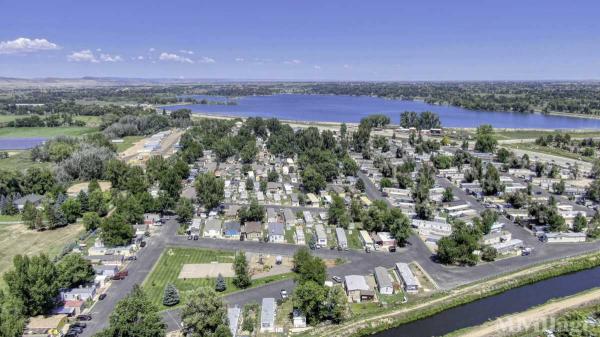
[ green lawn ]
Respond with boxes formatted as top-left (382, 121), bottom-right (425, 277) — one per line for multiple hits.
top-left (0, 150), bottom-right (52, 170)
top-left (0, 127), bottom-right (95, 138)
top-left (505, 143), bottom-right (594, 162)
top-left (115, 135), bottom-right (144, 152)
top-left (0, 214), bottom-right (21, 222)
top-left (285, 228), bottom-right (295, 244)
top-left (347, 228), bottom-right (364, 250)
top-left (0, 115), bottom-right (101, 127)
top-left (143, 247), bottom-right (293, 309)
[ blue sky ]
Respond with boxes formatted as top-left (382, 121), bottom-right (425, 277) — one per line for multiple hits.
top-left (1, 0), bottom-right (599, 80)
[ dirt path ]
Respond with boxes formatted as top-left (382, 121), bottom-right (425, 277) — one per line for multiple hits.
top-left (458, 288), bottom-right (600, 337)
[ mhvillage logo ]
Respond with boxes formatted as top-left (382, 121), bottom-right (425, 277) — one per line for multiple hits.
top-left (494, 315), bottom-right (597, 335)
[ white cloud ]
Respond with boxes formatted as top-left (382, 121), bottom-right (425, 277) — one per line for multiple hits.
top-left (343, 64), bottom-right (351, 69)
top-left (99, 53), bottom-right (123, 62)
top-left (235, 57), bottom-right (245, 62)
top-left (313, 65), bottom-right (322, 70)
top-left (149, 47), bottom-right (155, 52)
top-left (179, 49), bottom-right (194, 55)
top-left (198, 56), bottom-right (216, 64)
top-left (67, 50), bottom-right (99, 63)
top-left (283, 59), bottom-right (302, 65)
top-left (0, 37), bottom-right (60, 54)
top-left (136, 56), bottom-right (145, 60)
top-left (159, 52), bottom-right (194, 64)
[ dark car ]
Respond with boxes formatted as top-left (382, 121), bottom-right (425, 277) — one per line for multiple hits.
top-left (71, 322), bottom-right (87, 329)
top-left (76, 314), bottom-right (92, 321)
top-left (140, 241), bottom-right (147, 248)
top-left (332, 276), bottom-right (342, 283)
top-left (64, 332), bottom-right (78, 337)
top-left (99, 293), bottom-right (107, 300)
top-left (69, 326), bottom-right (84, 334)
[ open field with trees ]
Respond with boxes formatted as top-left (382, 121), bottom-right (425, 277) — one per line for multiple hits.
top-left (494, 129), bottom-right (600, 140)
top-left (115, 135), bottom-right (144, 152)
top-left (0, 150), bottom-right (52, 170)
top-left (0, 222), bottom-right (84, 289)
top-left (506, 142), bottom-right (594, 162)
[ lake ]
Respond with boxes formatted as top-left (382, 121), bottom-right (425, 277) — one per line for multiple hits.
top-left (0, 137), bottom-right (46, 150)
top-left (165, 94), bottom-right (600, 129)
top-left (373, 266), bottom-right (600, 337)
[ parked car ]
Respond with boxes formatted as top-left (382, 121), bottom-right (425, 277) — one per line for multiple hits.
top-left (68, 326), bottom-right (84, 334)
top-left (71, 322), bottom-right (86, 329)
top-left (126, 256), bottom-right (137, 261)
top-left (280, 289), bottom-right (288, 299)
top-left (76, 314), bottom-right (92, 321)
top-left (140, 241), bottom-right (147, 248)
top-left (99, 293), bottom-right (107, 300)
top-left (332, 276), bottom-right (342, 283)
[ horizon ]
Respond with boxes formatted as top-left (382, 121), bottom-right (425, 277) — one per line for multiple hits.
top-left (2, 1), bottom-right (600, 81)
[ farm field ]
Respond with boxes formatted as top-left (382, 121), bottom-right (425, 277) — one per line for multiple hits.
top-left (0, 150), bottom-right (52, 170)
top-left (0, 222), bottom-right (84, 289)
top-left (143, 247), bottom-right (293, 309)
top-left (0, 126), bottom-right (95, 138)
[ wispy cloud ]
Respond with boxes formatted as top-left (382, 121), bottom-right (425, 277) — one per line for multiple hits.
top-left (148, 47), bottom-right (155, 52)
top-left (99, 53), bottom-right (123, 62)
top-left (179, 49), bottom-right (194, 55)
top-left (283, 59), bottom-right (302, 65)
top-left (235, 57), bottom-right (245, 62)
top-left (159, 52), bottom-right (194, 64)
top-left (198, 56), bottom-right (216, 64)
top-left (67, 50), bottom-right (99, 63)
top-left (0, 37), bottom-right (60, 54)
top-left (343, 64), bottom-right (351, 69)
top-left (313, 65), bottom-right (322, 70)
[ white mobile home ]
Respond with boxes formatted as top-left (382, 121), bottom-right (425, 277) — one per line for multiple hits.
top-left (395, 263), bottom-right (419, 293)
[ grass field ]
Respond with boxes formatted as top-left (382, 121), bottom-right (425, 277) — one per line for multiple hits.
top-left (143, 247), bottom-right (293, 309)
top-left (0, 214), bottom-right (21, 222)
top-left (506, 143), bottom-right (594, 162)
top-left (115, 135), bottom-right (144, 152)
top-left (347, 228), bottom-right (364, 250)
top-left (495, 130), bottom-right (600, 140)
top-left (0, 223), bottom-right (84, 289)
top-left (0, 115), bottom-right (101, 127)
top-left (0, 127), bottom-right (95, 138)
top-left (0, 150), bottom-right (53, 170)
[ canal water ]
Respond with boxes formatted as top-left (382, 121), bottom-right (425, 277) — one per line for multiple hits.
top-left (165, 94), bottom-right (600, 129)
top-left (373, 266), bottom-right (600, 337)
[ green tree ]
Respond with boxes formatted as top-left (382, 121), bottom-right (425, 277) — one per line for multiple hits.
top-left (297, 254), bottom-right (326, 286)
top-left (482, 163), bottom-right (504, 196)
top-left (181, 288), bottom-right (231, 337)
top-left (442, 187), bottom-right (454, 202)
top-left (77, 190), bottom-right (89, 212)
top-left (96, 285), bottom-right (165, 337)
top-left (293, 280), bottom-right (327, 325)
top-left (195, 173), bottom-right (225, 210)
top-left (61, 198), bottom-right (81, 223)
top-left (481, 246), bottom-right (498, 262)
top-left (100, 213), bottom-right (134, 247)
top-left (436, 221), bottom-right (481, 266)
top-left (355, 178), bottom-right (365, 192)
top-left (215, 274), bottom-right (226, 292)
top-left (115, 195), bottom-right (144, 225)
top-left (82, 211), bottom-right (101, 231)
top-left (474, 124), bottom-right (497, 153)
top-left (573, 213), bottom-right (588, 233)
top-left (176, 197), bottom-right (194, 224)
top-left (552, 179), bottom-right (566, 195)
top-left (325, 285), bottom-right (349, 323)
top-left (238, 199), bottom-right (265, 223)
top-left (389, 208), bottom-right (412, 247)
top-left (88, 188), bottom-right (108, 216)
top-left (292, 247), bottom-right (312, 273)
top-left (245, 177), bottom-right (254, 191)
top-left (22, 201), bottom-right (40, 230)
top-left (162, 283), bottom-right (180, 306)
top-left (56, 253), bottom-right (95, 288)
top-left (0, 291), bottom-right (26, 337)
top-left (4, 254), bottom-right (59, 316)
top-left (233, 252), bottom-right (251, 289)
top-left (302, 166), bottom-right (326, 193)
top-left (328, 194), bottom-right (350, 228)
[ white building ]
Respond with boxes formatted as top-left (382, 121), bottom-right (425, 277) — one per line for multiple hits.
top-left (395, 263), bottom-right (419, 293)
top-left (374, 266), bottom-right (394, 295)
top-left (335, 228), bottom-right (348, 249)
top-left (260, 298), bottom-right (276, 332)
top-left (542, 232), bottom-right (586, 243)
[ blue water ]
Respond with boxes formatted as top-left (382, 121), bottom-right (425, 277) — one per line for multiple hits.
top-left (0, 137), bottom-right (46, 150)
top-left (166, 94), bottom-right (600, 129)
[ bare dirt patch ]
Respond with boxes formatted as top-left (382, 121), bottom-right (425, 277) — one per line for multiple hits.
top-left (178, 263), bottom-right (234, 278)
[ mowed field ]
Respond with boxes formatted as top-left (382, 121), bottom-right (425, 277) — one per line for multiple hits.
top-left (143, 247), bottom-right (292, 309)
top-left (0, 222), bottom-right (84, 289)
top-left (0, 150), bottom-right (53, 170)
top-left (0, 115), bottom-right (101, 127)
top-left (0, 126), bottom-right (95, 138)
top-left (115, 135), bottom-right (144, 152)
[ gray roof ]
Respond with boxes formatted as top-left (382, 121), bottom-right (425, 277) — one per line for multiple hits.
top-left (268, 222), bottom-right (285, 236)
top-left (395, 263), bottom-right (418, 288)
top-left (227, 307), bottom-right (241, 337)
top-left (374, 266), bottom-right (393, 289)
top-left (335, 228), bottom-right (348, 245)
top-left (260, 298), bottom-right (276, 327)
top-left (204, 219), bottom-right (222, 232)
top-left (345, 275), bottom-right (370, 291)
